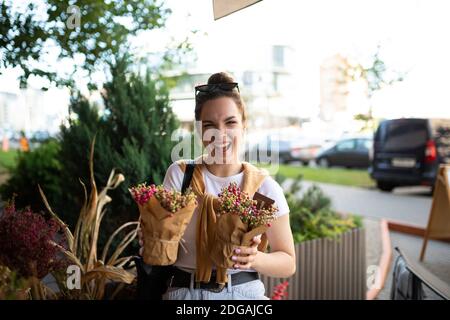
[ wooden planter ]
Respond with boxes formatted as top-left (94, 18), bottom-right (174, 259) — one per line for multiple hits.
top-left (261, 227), bottom-right (366, 300)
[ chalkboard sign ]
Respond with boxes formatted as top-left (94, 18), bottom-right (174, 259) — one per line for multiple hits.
top-left (420, 165), bottom-right (450, 261)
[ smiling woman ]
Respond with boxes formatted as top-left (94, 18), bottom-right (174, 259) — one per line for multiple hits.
top-left (138, 72), bottom-right (296, 300)
top-left (195, 73), bottom-right (246, 167)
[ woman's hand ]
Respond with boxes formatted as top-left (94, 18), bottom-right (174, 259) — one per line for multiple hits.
top-left (231, 235), bottom-right (261, 270)
top-left (137, 227), bottom-right (144, 256)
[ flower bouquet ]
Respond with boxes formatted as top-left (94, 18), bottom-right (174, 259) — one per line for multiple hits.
top-left (129, 184), bottom-right (197, 265)
top-left (209, 182), bottom-right (277, 270)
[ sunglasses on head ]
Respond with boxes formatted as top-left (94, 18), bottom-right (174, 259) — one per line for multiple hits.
top-left (195, 82), bottom-right (240, 95)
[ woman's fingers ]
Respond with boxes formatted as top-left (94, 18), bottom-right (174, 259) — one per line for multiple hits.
top-left (234, 262), bottom-right (252, 270)
top-left (232, 235), bottom-right (262, 269)
top-left (234, 236), bottom-right (261, 255)
top-left (232, 254), bottom-right (255, 264)
top-left (234, 246), bottom-right (258, 256)
top-left (251, 235), bottom-right (262, 246)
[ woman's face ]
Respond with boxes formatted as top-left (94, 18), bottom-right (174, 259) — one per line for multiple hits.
top-left (199, 97), bottom-right (245, 163)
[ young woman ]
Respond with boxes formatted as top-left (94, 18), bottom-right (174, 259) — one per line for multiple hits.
top-left (138, 72), bottom-right (295, 300)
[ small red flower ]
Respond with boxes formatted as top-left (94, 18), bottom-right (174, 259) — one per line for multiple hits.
top-left (129, 183), bottom-right (196, 214)
top-left (217, 182), bottom-right (278, 229)
top-left (271, 281), bottom-right (289, 300)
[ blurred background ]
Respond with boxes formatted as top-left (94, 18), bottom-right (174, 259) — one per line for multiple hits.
top-left (0, 0), bottom-right (449, 300)
top-left (2, 0), bottom-right (450, 167)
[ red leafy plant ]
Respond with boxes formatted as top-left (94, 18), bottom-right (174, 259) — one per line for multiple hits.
top-left (0, 198), bottom-right (67, 280)
top-left (271, 281), bottom-right (289, 300)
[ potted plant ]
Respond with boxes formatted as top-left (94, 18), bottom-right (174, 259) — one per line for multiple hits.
top-left (260, 174), bottom-right (366, 300)
top-left (0, 138), bottom-right (138, 300)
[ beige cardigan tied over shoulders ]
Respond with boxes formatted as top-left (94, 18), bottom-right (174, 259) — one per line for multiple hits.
top-left (176, 155), bottom-right (269, 285)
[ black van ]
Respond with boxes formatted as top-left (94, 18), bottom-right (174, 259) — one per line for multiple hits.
top-left (370, 118), bottom-right (450, 191)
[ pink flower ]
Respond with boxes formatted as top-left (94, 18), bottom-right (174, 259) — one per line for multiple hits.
top-left (217, 182), bottom-right (277, 229)
top-left (129, 183), bottom-right (197, 214)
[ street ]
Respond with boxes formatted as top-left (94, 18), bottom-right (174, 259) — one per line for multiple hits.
top-left (283, 180), bottom-right (433, 227)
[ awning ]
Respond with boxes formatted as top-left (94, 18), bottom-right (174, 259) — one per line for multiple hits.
top-left (213, 0), bottom-right (262, 20)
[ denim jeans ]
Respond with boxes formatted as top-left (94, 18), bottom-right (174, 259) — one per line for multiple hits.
top-left (162, 272), bottom-right (269, 300)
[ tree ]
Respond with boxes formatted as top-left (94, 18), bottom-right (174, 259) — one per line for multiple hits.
top-left (1, 55), bottom-right (180, 250)
top-left (57, 55), bottom-right (180, 246)
top-left (0, 0), bottom-right (170, 88)
top-left (344, 45), bottom-right (406, 130)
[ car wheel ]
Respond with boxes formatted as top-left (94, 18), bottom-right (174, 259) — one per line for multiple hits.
top-left (301, 161), bottom-right (309, 166)
top-left (376, 181), bottom-right (395, 192)
top-left (318, 158), bottom-right (329, 168)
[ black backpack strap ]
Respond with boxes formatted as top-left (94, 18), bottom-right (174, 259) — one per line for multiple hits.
top-left (181, 160), bottom-right (195, 194)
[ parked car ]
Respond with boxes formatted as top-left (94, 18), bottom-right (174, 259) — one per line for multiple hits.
top-left (30, 130), bottom-right (51, 142)
top-left (370, 118), bottom-right (450, 192)
top-left (315, 137), bottom-right (372, 168)
top-left (245, 135), bottom-right (321, 165)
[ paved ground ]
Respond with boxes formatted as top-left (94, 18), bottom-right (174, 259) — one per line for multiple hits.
top-left (377, 232), bottom-right (450, 300)
top-left (283, 179), bottom-right (433, 227)
top-left (364, 217), bottom-right (383, 283)
top-left (282, 179), bottom-right (449, 300)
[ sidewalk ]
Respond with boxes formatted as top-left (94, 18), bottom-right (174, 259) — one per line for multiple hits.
top-left (359, 216), bottom-right (450, 300)
top-left (377, 231), bottom-right (450, 300)
top-left (364, 217), bottom-right (383, 281)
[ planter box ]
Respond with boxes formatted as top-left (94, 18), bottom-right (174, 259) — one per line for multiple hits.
top-left (261, 227), bottom-right (366, 300)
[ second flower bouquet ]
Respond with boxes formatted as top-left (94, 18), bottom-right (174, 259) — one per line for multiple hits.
top-left (129, 183), bottom-right (197, 265)
top-left (210, 182), bottom-right (278, 271)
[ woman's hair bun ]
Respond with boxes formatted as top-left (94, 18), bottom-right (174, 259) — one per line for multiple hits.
top-left (207, 72), bottom-right (235, 85)
top-left (195, 71), bottom-right (246, 122)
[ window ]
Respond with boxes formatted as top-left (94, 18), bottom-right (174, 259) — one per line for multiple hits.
top-left (273, 46), bottom-right (285, 68)
top-left (243, 71), bottom-right (253, 86)
top-left (336, 139), bottom-right (355, 151)
top-left (357, 139), bottom-right (372, 150)
top-left (383, 121), bottom-right (428, 151)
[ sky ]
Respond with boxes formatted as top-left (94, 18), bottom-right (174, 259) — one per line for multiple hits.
top-left (1, 0), bottom-right (450, 122)
top-left (138, 0), bottom-right (450, 119)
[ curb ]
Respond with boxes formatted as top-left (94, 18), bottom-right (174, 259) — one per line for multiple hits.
top-left (387, 219), bottom-right (450, 243)
top-left (367, 219), bottom-right (450, 300)
top-left (367, 219), bottom-right (392, 300)
top-left (387, 220), bottom-right (425, 237)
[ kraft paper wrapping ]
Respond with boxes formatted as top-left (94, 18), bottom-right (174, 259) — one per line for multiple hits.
top-left (139, 195), bottom-right (197, 265)
top-left (209, 213), bottom-right (268, 284)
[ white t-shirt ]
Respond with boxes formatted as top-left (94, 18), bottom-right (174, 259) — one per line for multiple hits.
top-left (162, 160), bottom-right (290, 272)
